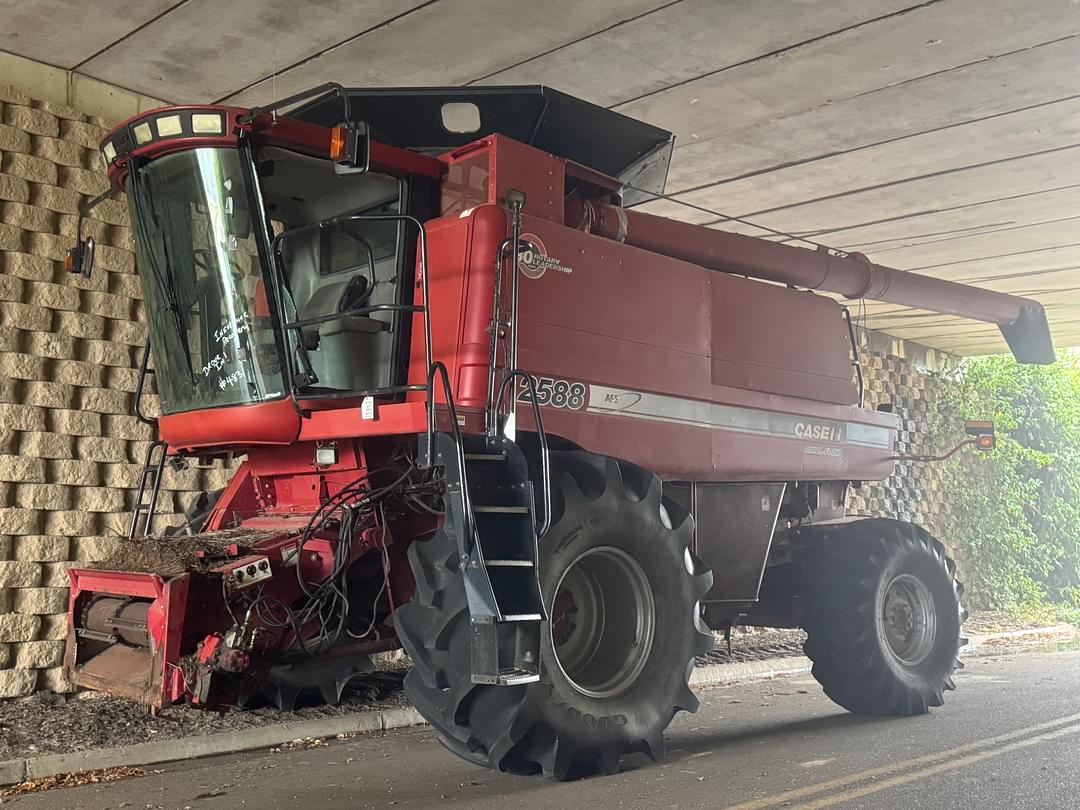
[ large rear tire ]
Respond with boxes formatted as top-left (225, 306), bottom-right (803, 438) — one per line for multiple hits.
top-left (396, 450), bottom-right (713, 779)
top-left (800, 519), bottom-right (966, 716)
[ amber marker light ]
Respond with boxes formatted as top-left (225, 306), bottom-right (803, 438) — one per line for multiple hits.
top-left (329, 125), bottom-right (347, 161)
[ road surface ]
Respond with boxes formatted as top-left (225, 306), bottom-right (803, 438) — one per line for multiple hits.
top-left (9, 646), bottom-right (1080, 809)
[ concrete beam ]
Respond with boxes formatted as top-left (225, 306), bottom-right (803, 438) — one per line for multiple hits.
top-left (79, 0), bottom-right (430, 102)
top-left (222, 0), bottom-right (672, 107)
top-left (0, 0), bottom-right (176, 69)
top-left (0, 51), bottom-right (165, 123)
top-left (476, 0), bottom-right (913, 107)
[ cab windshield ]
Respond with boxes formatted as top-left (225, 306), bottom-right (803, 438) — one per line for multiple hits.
top-left (127, 148), bottom-right (286, 414)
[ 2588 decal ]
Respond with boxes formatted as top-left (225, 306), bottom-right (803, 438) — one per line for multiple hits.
top-left (517, 376), bottom-right (587, 410)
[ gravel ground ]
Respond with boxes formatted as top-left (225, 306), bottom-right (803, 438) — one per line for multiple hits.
top-left (696, 627), bottom-right (807, 665)
top-left (0, 610), bottom-right (1057, 762)
top-left (0, 672), bottom-right (409, 762)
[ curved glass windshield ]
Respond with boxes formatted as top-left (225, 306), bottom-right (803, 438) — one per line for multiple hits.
top-left (127, 148), bottom-right (286, 414)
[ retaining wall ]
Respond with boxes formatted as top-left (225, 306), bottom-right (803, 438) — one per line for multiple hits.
top-left (0, 85), bottom-right (228, 697)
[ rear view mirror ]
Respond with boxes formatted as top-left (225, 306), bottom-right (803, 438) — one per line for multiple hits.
top-left (65, 235), bottom-right (95, 278)
top-left (65, 191), bottom-right (115, 279)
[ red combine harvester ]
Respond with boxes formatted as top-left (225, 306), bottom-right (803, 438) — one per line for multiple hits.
top-left (62, 85), bottom-right (1054, 779)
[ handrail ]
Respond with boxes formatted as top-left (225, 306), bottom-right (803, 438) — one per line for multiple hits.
top-left (505, 196), bottom-right (525, 426)
top-left (485, 192), bottom-right (527, 435)
top-left (841, 307), bottom-right (865, 407)
top-left (133, 341), bottom-right (159, 428)
top-left (425, 361), bottom-right (476, 556)
top-left (495, 370), bottom-right (552, 538)
top-left (486, 237), bottom-right (514, 435)
top-left (236, 82), bottom-right (349, 126)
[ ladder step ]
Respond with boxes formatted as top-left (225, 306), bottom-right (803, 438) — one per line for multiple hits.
top-left (464, 452), bottom-right (507, 462)
top-left (473, 505), bottom-right (530, 514)
top-left (485, 560), bottom-right (535, 567)
top-left (495, 669), bottom-right (541, 686)
top-left (500, 613), bottom-right (543, 622)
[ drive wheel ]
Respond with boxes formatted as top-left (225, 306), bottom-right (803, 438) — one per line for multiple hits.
top-left (800, 519), bottom-right (966, 716)
top-left (396, 450), bottom-right (713, 779)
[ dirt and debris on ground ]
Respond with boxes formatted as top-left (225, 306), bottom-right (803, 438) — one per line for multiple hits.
top-left (270, 737), bottom-right (330, 753)
top-left (91, 528), bottom-right (280, 576)
top-left (0, 766), bottom-right (149, 800)
top-left (0, 671), bottom-right (408, 762)
top-left (0, 610), bottom-right (1062, 764)
top-left (697, 627), bottom-right (807, 666)
top-left (962, 609), bottom-right (1058, 635)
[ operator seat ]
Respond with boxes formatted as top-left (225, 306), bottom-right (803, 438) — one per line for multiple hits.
top-left (282, 228), bottom-right (391, 393)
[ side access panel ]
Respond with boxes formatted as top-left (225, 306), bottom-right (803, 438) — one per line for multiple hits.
top-left (666, 482), bottom-right (785, 604)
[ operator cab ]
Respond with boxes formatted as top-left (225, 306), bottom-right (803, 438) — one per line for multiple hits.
top-left (78, 86), bottom-right (674, 443)
top-left (87, 102), bottom-right (435, 425)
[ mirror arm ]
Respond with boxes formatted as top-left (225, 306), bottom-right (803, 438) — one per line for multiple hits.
top-left (67, 188), bottom-right (118, 278)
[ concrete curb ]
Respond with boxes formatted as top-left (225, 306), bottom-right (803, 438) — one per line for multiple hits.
top-left (691, 655), bottom-right (811, 687)
top-left (1, 623), bottom-right (1074, 787)
top-left (0, 706), bottom-right (426, 787)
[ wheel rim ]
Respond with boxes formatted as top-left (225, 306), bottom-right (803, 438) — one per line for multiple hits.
top-left (880, 573), bottom-right (938, 666)
top-left (550, 546), bottom-right (656, 698)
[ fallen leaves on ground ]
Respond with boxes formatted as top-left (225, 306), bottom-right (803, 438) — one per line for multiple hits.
top-left (981, 630), bottom-right (1073, 647)
top-left (270, 737), bottom-right (330, 753)
top-left (0, 766), bottom-right (149, 799)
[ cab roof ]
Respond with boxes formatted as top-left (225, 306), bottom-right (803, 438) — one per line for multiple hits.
top-left (291, 85), bottom-right (675, 201)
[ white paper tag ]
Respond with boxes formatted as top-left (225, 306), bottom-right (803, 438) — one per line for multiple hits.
top-left (361, 396), bottom-right (376, 420)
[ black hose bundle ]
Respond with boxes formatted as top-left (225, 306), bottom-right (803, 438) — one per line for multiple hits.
top-left (223, 460), bottom-right (442, 659)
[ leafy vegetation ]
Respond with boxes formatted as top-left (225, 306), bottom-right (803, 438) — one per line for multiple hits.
top-left (942, 351), bottom-right (1080, 624)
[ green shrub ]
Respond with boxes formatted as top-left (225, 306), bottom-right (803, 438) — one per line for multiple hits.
top-left (941, 352), bottom-right (1080, 618)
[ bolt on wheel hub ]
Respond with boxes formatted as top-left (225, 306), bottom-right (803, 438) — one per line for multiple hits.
top-left (880, 573), bottom-right (937, 666)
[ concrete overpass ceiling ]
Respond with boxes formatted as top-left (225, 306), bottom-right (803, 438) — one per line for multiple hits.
top-left (0, 0), bottom-right (179, 68)
top-left (1, 0), bottom-right (1077, 356)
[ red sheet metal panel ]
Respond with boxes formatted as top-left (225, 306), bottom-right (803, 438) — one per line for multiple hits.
top-left (510, 213), bottom-right (895, 482)
top-left (711, 276), bottom-right (855, 405)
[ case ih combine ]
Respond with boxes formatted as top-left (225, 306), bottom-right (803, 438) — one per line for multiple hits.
top-left (61, 85), bottom-right (1054, 780)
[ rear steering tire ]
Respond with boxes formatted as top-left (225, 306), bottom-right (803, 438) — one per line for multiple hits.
top-left (800, 519), bottom-right (966, 716)
top-left (396, 450), bottom-right (713, 779)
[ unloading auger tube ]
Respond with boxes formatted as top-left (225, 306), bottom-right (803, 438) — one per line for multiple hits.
top-left (566, 198), bottom-right (1056, 365)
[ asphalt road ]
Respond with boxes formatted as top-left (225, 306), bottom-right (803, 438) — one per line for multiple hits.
top-left (8, 646), bottom-right (1080, 809)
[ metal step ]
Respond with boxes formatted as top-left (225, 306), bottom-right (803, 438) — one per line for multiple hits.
top-left (464, 452), bottom-right (507, 462)
top-left (494, 668), bottom-right (541, 686)
top-left (128, 440), bottom-right (168, 540)
top-left (425, 430), bottom-right (544, 686)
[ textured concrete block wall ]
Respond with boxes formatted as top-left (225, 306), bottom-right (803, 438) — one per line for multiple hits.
top-left (846, 347), bottom-right (974, 579)
top-left (0, 85), bottom-right (229, 698)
